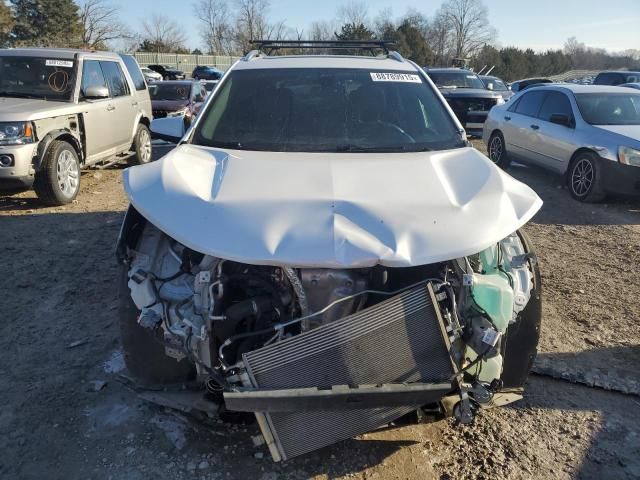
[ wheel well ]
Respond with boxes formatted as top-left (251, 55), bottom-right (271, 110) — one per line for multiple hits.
top-left (37, 132), bottom-right (83, 169)
top-left (566, 148), bottom-right (596, 177)
top-left (139, 116), bottom-right (151, 128)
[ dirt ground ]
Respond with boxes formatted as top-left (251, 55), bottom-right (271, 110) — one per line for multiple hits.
top-left (1, 141), bottom-right (639, 480)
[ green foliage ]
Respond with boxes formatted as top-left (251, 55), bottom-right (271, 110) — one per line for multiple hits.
top-left (10, 0), bottom-right (82, 48)
top-left (138, 39), bottom-right (190, 54)
top-left (0, 1), bottom-right (14, 48)
top-left (395, 20), bottom-right (432, 66)
top-left (335, 22), bottom-right (375, 41)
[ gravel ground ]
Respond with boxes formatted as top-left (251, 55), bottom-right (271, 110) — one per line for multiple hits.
top-left (1, 141), bottom-right (639, 480)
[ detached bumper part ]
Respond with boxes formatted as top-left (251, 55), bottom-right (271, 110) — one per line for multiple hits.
top-left (227, 284), bottom-right (456, 461)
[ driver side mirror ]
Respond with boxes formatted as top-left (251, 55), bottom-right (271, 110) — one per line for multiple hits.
top-left (150, 116), bottom-right (187, 143)
top-left (84, 85), bottom-right (109, 99)
top-left (549, 113), bottom-right (573, 128)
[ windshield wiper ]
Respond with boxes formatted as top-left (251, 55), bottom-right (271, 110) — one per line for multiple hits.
top-left (335, 144), bottom-right (434, 153)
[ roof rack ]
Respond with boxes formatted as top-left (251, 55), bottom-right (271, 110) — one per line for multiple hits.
top-left (249, 40), bottom-right (397, 56)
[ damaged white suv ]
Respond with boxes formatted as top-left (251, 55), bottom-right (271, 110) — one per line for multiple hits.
top-left (116, 41), bottom-right (543, 461)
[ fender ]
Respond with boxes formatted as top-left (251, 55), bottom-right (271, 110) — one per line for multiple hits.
top-left (36, 129), bottom-right (84, 169)
top-left (115, 205), bottom-right (147, 264)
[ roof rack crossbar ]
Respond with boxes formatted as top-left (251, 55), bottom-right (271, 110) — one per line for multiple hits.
top-left (250, 40), bottom-right (397, 55)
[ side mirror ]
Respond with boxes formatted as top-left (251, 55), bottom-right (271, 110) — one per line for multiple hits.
top-left (549, 113), bottom-right (573, 128)
top-left (84, 85), bottom-right (109, 99)
top-left (150, 116), bottom-right (186, 143)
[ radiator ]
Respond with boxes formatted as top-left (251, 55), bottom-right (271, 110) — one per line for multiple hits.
top-left (239, 283), bottom-right (455, 461)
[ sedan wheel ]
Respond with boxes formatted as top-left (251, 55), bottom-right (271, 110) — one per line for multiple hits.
top-left (488, 132), bottom-right (510, 168)
top-left (567, 153), bottom-right (605, 202)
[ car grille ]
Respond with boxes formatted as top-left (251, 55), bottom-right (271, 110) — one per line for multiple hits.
top-left (241, 284), bottom-right (455, 461)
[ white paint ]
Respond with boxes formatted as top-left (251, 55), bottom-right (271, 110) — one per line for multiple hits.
top-left (124, 144), bottom-right (542, 268)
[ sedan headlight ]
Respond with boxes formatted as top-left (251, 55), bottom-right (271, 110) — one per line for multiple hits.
top-left (618, 146), bottom-right (640, 167)
top-left (0, 122), bottom-right (34, 145)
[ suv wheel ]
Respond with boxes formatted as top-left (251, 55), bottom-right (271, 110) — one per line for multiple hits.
top-left (488, 131), bottom-right (511, 168)
top-left (34, 140), bottom-right (80, 205)
top-left (131, 124), bottom-right (152, 165)
top-left (567, 152), bottom-right (605, 202)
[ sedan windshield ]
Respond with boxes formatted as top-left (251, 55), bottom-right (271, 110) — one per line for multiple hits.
top-left (193, 68), bottom-right (464, 152)
top-left (149, 83), bottom-right (191, 101)
top-left (575, 93), bottom-right (640, 125)
top-left (428, 71), bottom-right (485, 89)
top-left (0, 56), bottom-right (77, 101)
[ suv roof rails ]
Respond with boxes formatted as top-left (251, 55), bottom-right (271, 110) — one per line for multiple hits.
top-left (249, 40), bottom-right (398, 56)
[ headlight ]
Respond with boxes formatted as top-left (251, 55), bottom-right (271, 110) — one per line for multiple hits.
top-left (167, 108), bottom-right (189, 118)
top-left (495, 96), bottom-right (505, 105)
top-left (618, 146), bottom-right (640, 167)
top-left (0, 122), bottom-right (34, 145)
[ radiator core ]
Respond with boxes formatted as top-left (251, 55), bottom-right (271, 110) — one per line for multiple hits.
top-left (241, 283), bottom-right (455, 460)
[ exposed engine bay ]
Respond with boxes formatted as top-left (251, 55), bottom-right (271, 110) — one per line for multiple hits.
top-left (119, 213), bottom-right (539, 461)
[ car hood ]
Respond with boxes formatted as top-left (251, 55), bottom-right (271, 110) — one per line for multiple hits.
top-left (123, 145), bottom-right (542, 268)
top-left (0, 97), bottom-right (78, 122)
top-left (594, 124), bottom-right (640, 143)
top-left (152, 99), bottom-right (189, 111)
top-left (439, 88), bottom-right (501, 99)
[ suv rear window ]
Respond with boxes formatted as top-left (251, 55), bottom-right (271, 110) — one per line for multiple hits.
top-left (120, 54), bottom-right (147, 91)
top-left (193, 68), bottom-right (464, 152)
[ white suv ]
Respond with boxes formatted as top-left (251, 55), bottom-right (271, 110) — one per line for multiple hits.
top-left (118, 41), bottom-right (543, 461)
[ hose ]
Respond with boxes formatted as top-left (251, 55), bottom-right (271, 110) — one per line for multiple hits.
top-left (283, 267), bottom-right (310, 327)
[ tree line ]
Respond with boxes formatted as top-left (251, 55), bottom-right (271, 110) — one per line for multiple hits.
top-left (0, 0), bottom-right (638, 81)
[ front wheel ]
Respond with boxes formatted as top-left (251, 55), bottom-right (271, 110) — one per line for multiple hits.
top-left (33, 140), bottom-right (81, 205)
top-left (130, 124), bottom-right (152, 165)
top-left (567, 152), bottom-right (605, 202)
top-left (488, 131), bottom-right (511, 169)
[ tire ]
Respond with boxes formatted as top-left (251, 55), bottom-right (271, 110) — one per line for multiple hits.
top-left (487, 131), bottom-right (511, 169)
top-left (118, 265), bottom-right (196, 385)
top-left (130, 124), bottom-right (153, 165)
top-left (33, 140), bottom-right (80, 206)
top-left (567, 151), bottom-right (606, 202)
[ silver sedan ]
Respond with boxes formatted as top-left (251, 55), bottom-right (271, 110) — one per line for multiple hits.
top-left (483, 84), bottom-right (640, 202)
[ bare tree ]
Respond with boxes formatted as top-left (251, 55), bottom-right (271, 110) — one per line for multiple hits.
top-left (337, 1), bottom-right (369, 27)
top-left (439, 0), bottom-right (495, 60)
top-left (78, 0), bottom-right (131, 49)
top-left (426, 12), bottom-right (454, 66)
top-left (141, 13), bottom-right (188, 53)
top-left (233, 0), bottom-right (271, 52)
top-left (194, 0), bottom-right (233, 55)
top-left (309, 20), bottom-right (336, 41)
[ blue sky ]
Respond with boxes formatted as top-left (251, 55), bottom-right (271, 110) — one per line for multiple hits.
top-left (121, 0), bottom-right (640, 52)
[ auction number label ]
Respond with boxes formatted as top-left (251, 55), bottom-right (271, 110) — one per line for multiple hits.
top-left (46, 59), bottom-right (74, 68)
top-left (370, 72), bottom-right (422, 83)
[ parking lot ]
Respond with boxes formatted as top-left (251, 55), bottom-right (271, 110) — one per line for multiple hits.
top-left (1, 140), bottom-right (639, 480)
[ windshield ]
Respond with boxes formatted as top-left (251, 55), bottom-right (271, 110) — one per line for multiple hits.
top-left (575, 93), bottom-right (640, 125)
top-left (0, 56), bottom-right (77, 101)
top-left (483, 77), bottom-right (507, 91)
top-left (192, 68), bottom-right (464, 153)
top-left (428, 71), bottom-right (485, 89)
top-left (149, 83), bottom-right (191, 101)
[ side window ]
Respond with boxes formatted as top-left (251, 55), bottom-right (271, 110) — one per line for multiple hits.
top-left (595, 73), bottom-right (620, 85)
top-left (514, 91), bottom-right (546, 117)
top-left (119, 54), bottom-right (146, 91)
top-left (81, 60), bottom-right (108, 97)
top-left (100, 61), bottom-right (130, 97)
top-left (537, 92), bottom-right (573, 121)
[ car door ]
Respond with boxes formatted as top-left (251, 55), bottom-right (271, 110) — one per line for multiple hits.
top-left (529, 91), bottom-right (577, 172)
top-left (502, 90), bottom-right (546, 165)
top-left (80, 59), bottom-right (118, 163)
top-left (100, 60), bottom-right (138, 152)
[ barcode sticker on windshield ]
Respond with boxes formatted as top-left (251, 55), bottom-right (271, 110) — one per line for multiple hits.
top-left (46, 59), bottom-right (74, 68)
top-left (370, 72), bottom-right (422, 83)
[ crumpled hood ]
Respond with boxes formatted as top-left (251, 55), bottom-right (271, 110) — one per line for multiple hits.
top-left (123, 145), bottom-right (542, 268)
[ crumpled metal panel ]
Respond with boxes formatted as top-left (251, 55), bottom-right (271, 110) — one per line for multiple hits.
top-left (123, 144), bottom-right (542, 268)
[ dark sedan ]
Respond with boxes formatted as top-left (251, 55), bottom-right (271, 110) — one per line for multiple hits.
top-left (147, 64), bottom-right (186, 80)
top-left (509, 77), bottom-right (552, 93)
top-left (425, 68), bottom-right (504, 137)
top-left (149, 81), bottom-right (207, 122)
top-left (192, 65), bottom-right (224, 80)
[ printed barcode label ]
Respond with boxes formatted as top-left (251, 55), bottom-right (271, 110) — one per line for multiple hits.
top-left (370, 72), bottom-right (422, 83)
